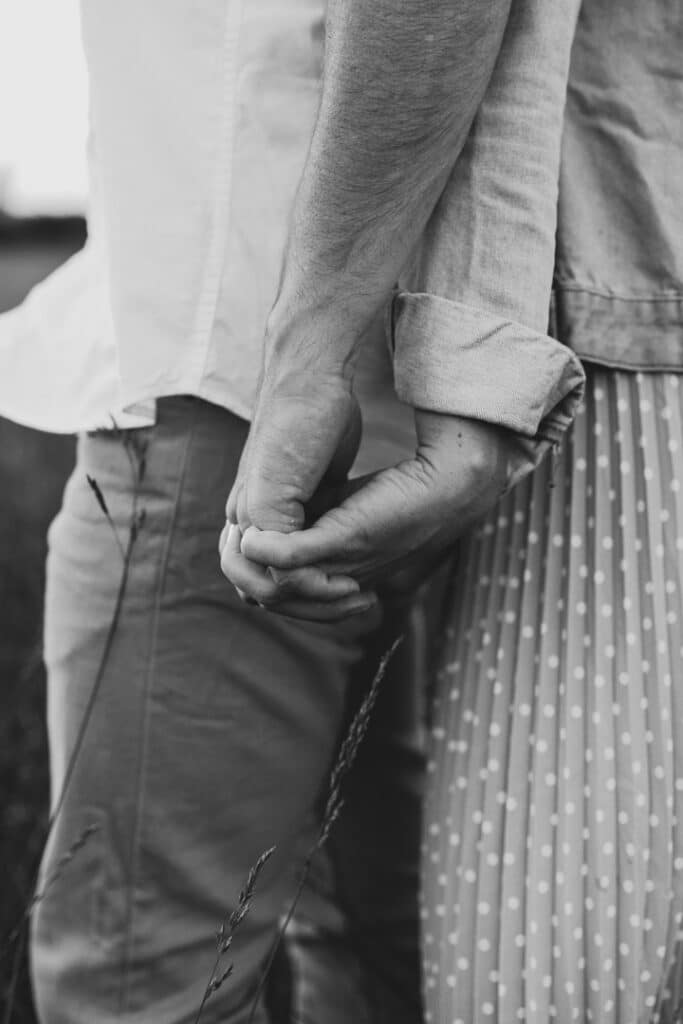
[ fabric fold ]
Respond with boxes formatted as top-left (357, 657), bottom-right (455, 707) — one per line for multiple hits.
top-left (390, 291), bottom-right (586, 479)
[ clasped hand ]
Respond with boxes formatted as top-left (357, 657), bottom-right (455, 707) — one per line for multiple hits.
top-left (219, 357), bottom-right (517, 622)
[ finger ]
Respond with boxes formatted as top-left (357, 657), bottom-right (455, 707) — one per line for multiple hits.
top-left (218, 520), bottom-right (231, 555)
top-left (220, 522), bottom-right (273, 601)
top-left (222, 523), bottom-right (374, 617)
top-left (235, 479), bottom-right (251, 535)
top-left (268, 565), bottom-right (360, 601)
top-left (260, 591), bottom-right (379, 623)
top-left (221, 530), bottom-right (282, 606)
top-left (227, 476), bottom-right (250, 533)
top-left (223, 547), bottom-right (360, 607)
top-left (225, 425), bottom-right (256, 524)
top-left (225, 486), bottom-right (239, 526)
top-left (220, 522), bottom-right (351, 607)
top-left (241, 519), bottom-right (355, 572)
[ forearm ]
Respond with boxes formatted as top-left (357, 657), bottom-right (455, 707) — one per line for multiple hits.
top-left (266, 0), bottom-right (512, 373)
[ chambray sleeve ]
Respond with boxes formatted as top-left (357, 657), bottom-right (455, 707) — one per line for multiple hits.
top-left (391, 0), bottom-right (585, 475)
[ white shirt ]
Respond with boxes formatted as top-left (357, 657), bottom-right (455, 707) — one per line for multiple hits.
top-left (0, 0), bottom-right (415, 471)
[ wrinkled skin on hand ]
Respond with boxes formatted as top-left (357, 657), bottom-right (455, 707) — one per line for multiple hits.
top-left (221, 364), bottom-right (380, 621)
top-left (242, 410), bottom-right (515, 594)
top-left (221, 366), bottom-right (521, 621)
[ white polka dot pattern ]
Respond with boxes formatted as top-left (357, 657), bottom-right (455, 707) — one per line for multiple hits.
top-left (422, 370), bottom-right (683, 1023)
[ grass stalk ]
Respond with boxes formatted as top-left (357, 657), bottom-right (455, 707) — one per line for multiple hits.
top-left (0, 824), bottom-right (98, 969)
top-left (246, 636), bottom-right (403, 1023)
top-left (194, 847), bottom-right (276, 1024)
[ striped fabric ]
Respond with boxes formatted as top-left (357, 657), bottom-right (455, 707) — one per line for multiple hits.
top-left (422, 368), bottom-right (683, 1023)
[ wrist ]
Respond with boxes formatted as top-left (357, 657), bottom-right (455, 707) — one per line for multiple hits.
top-left (264, 290), bottom-right (373, 383)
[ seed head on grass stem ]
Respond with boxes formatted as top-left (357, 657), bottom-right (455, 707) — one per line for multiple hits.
top-left (194, 847), bottom-right (276, 1024)
top-left (86, 475), bottom-right (127, 563)
top-left (246, 635), bottom-right (403, 1023)
top-left (1, 823), bottom-right (99, 966)
top-left (1, 824), bottom-right (99, 1024)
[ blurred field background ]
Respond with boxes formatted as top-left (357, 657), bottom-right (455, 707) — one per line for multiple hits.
top-left (1, 1), bottom-right (87, 1013)
top-left (0, 214), bottom-right (84, 1022)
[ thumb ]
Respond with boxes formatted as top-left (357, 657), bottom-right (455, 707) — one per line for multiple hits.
top-left (237, 451), bottom-right (306, 535)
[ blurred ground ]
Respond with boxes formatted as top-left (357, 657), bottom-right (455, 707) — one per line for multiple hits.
top-left (0, 214), bottom-right (84, 1022)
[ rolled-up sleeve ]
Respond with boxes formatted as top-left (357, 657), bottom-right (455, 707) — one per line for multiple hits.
top-left (392, 0), bottom-right (585, 468)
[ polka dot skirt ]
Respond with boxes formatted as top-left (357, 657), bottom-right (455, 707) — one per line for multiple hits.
top-left (422, 368), bottom-right (683, 1023)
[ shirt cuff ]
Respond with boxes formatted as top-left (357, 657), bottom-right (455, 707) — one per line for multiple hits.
top-left (389, 290), bottom-right (585, 474)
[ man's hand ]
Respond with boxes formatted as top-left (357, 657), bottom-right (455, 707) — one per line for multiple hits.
top-left (226, 364), bottom-right (359, 536)
top-left (231, 411), bottom-right (523, 618)
top-left (220, 353), bottom-right (384, 621)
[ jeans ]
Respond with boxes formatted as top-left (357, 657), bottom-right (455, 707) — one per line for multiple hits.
top-left (32, 397), bottom-right (425, 1023)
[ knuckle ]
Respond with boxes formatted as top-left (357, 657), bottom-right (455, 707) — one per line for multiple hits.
top-left (273, 549), bottom-right (301, 572)
top-left (270, 568), bottom-right (306, 594)
top-left (246, 484), bottom-right (304, 534)
top-left (269, 576), bottom-right (294, 598)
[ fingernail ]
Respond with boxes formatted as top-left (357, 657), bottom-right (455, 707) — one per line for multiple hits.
top-left (330, 575), bottom-right (360, 596)
top-left (344, 581), bottom-right (362, 596)
top-left (348, 596), bottom-right (378, 616)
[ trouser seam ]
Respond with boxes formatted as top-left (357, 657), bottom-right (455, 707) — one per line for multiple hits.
top-left (117, 410), bottom-right (199, 1015)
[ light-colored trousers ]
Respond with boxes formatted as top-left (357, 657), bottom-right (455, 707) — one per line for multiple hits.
top-left (32, 396), bottom-right (427, 1024)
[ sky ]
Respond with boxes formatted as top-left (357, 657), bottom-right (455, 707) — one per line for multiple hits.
top-left (0, 0), bottom-right (88, 214)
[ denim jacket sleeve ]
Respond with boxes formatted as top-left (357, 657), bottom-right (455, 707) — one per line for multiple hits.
top-left (391, 0), bottom-right (586, 477)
